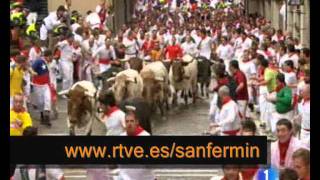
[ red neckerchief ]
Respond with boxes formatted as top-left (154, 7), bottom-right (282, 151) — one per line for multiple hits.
top-left (222, 96), bottom-right (232, 106)
top-left (297, 71), bottom-right (305, 80)
top-left (279, 136), bottom-right (291, 166)
top-left (258, 67), bottom-right (265, 78)
top-left (286, 69), bottom-right (294, 73)
top-left (34, 46), bottom-right (41, 54)
top-left (264, 50), bottom-right (271, 57)
top-left (242, 58), bottom-right (252, 63)
top-left (104, 106), bottom-right (119, 118)
top-left (275, 83), bottom-right (285, 92)
top-left (242, 166), bottom-right (259, 180)
top-left (303, 98), bottom-right (310, 105)
top-left (133, 125), bottom-right (145, 136)
top-left (13, 107), bottom-right (26, 113)
top-left (221, 176), bottom-right (240, 180)
top-left (302, 176), bottom-right (310, 180)
top-left (73, 44), bottom-right (79, 49)
top-left (21, 50), bottom-right (29, 57)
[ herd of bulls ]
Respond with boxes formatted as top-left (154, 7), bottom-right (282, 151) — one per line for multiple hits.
top-left (59, 55), bottom-right (217, 136)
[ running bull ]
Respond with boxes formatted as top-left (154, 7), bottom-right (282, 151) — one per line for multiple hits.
top-left (58, 81), bottom-right (99, 136)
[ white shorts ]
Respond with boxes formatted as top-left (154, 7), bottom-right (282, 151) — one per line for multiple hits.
top-left (300, 128), bottom-right (310, 148)
top-left (32, 84), bottom-right (52, 111)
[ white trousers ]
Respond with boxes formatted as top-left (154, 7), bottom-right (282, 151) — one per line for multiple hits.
top-left (40, 24), bottom-right (48, 41)
top-left (237, 100), bottom-right (248, 119)
top-left (258, 86), bottom-right (269, 123)
top-left (32, 84), bottom-right (52, 111)
top-left (23, 72), bottom-right (31, 102)
top-left (60, 60), bottom-right (74, 91)
top-left (300, 129), bottom-right (310, 148)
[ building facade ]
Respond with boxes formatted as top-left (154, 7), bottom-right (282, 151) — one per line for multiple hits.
top-left (246, 0), bottom-right (310, 48)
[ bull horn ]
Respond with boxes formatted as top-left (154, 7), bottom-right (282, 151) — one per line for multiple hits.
top-left (107, 77), bottom-right (116, 82)
top-left (126, 77), bottom-right (137, 83)
top-left (84, 90), bottom-right (95, 98)
top-left (125, 105), bottom-right (136, 112)
top-left (58, 89), bottom-right (69, 96)
top-left (155, 76), bottom-right (164, 81)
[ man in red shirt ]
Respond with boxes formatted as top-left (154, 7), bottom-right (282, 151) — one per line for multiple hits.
top-left (229, 60), bottom-right (249, 119)
top-left (164, 36), bottom-right (183, 61)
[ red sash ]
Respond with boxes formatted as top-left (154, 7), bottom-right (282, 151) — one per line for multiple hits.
top-left (99, 58), bottom-right (110, 65)
top-left (223, 129), bottom-right (240, 136)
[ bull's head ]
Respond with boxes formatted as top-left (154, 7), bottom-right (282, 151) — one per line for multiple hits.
top-left (59, 86), bottom-right (94, 124)
top-left (109, 74), bottom-right (137, 104)
top-left (171, 61), bottom-right (185, 82)
top-left (141, 71), bottom-right (164, 104)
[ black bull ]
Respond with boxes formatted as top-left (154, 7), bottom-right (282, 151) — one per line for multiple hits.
top-left (196, 56), bottom-right (213, 97)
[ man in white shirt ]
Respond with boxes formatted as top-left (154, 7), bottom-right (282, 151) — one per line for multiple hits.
top-left (181, 35), bottom-right (198, 57)
top-left (123, 31), bottom-right (139, 60)
top-left (239, 50), bottom-right (257, 107)
top-left (85, 11), bottom-right (101, 30)
top-left (279, 44), bottom-right (299, 69)
top-left (118, 108), bottom-right (155, 180)
top-left (40, 6), bottom-right (66, 44)
top-left (240, 32), bottom-right (252, 53)
top-left (233, 30), bottom-right (244, 61)
top-left (93, 40), bottom-right (116, 73)
top-left (211, 86), bottom-right (241, 136)
top-left (295, 84), bottom-right (310, 148)
top-left (216, 36), bottom-right (234, 70)
top-left (95, 0), bottom-right (110, 31)
top-left (55, 33), bottom-right (74, 91)
top-left (197, 29), bottom-right (213, 60)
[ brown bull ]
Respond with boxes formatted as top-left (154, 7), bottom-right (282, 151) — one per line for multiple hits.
top-left (59, 81), bottom-right (99, 136)
top-left (140, 70), bottom-right (169, 117)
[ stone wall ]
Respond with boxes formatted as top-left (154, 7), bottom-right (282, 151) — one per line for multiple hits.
top-left (247, 0), bottom-right (309, 48)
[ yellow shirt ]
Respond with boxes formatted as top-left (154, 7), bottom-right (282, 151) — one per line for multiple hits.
top-left (10, 109), bottom-right (33, 136)
top-left (10, 66), bottom-right (24, 97)
top-left (150, 50), bottom-right (162, 61)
